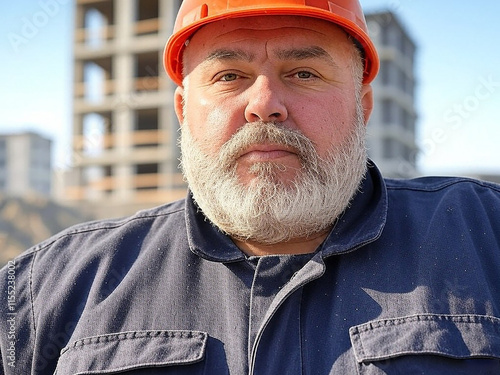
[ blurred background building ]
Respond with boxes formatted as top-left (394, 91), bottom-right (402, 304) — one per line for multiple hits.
top-left (0, 132), bottom-right (52, 197)
top-left (0, 132), bottom-right (90, 266)
top-left (366, 11), bottom-right (419, 178)
top-left (62, 0), bottom-right (185, 218)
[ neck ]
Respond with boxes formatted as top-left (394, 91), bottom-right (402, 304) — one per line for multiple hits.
top-left (232, 228), bottom-right (331, 257)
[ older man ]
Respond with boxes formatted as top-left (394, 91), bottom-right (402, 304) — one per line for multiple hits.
top-left (1, 1), bottom-right (500, 374)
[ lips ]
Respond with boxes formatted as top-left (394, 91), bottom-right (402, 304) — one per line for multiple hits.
top-left (238, 144), bottom-right (297, 161)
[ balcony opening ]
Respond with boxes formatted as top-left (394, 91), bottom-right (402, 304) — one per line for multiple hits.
top-left (103, 165), bottom-right (113, 194)
top-left (79, 1), bottom-right (115, 46)
top-left (135, 163), bottom-right (159, 191)
top-left (133, 108), bottom-right (159, 148)
top-left (82, 112), bottom-right (112, 155)
top-left (135, 0), bottom-right (160, 36)
top-left (82, 57), bottom-right (114, 101)
top-left (84, 164), bottom-right (111, 199)
top-left (137, 0), bottom-right (159, 21)
top-left (135, 52), bottom-right (159, 92)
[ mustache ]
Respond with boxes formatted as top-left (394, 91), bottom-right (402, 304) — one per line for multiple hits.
top-left (217, 122), bottom-right (318, 168)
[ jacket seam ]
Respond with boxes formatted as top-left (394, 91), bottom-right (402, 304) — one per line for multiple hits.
top-left (62, 330), bottom-right (206, 353)
top-left (386, 178), bottom-right (500, 193)
top-left (20, 207), bottom-right (186, 259)
top-left (29, 251), bottom-right (37, 340)
top-left (298, 287), bottom-right (304, 374)
top-left (355, 313), bottom-right (500, 334)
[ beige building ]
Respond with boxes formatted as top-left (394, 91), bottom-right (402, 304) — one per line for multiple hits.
top-left (0, 132), bottom-right (52, 197)
top-left (64, 0), bottom-right (185, 218)
top-left (366, 11), bottom-right (419, 178)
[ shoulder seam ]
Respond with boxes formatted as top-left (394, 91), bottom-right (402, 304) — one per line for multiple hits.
top-left (386, 178), bottom-right (500, 193)
top-left (22, 206), bottom-right (186, 259)
top-left (29, 252), bottom-right (37, 338)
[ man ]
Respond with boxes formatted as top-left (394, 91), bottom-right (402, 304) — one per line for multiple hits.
top-left (1, 0), bottom-right (500, 373)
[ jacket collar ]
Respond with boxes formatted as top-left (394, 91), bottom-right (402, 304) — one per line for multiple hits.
top-left (185, 161), bottom-right (388, 262)
top-left (319, 162), bottom-right (387, 258)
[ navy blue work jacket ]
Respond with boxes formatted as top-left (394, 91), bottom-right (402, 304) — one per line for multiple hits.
top-left (1, 163), bottom-right (500, 374)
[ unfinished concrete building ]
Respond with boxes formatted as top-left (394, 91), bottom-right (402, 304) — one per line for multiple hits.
top-left (67, 0), bottom-right (185, 218)
top-left (366, 11), bottom-right (419, 178)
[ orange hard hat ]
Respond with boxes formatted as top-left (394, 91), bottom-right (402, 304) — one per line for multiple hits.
top-left (163, 0), bottom-right (379, 86)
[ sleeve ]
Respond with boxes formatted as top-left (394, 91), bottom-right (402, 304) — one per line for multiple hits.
top-left (0, 253), bottom-right (36, 374)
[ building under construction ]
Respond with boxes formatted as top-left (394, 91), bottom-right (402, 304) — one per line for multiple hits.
top-left (65, 0), bottom-right (184, 218)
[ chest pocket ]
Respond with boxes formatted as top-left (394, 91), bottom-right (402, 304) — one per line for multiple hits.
top-left (54, 330), bottom-right (207, 375)
top-left (350, 314), bottom-right (500, 375)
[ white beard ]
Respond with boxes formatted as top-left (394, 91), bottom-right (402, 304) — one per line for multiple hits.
top-left (179, 104), bottom-right (367, 245)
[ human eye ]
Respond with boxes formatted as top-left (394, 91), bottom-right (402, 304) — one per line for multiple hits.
top-left (212, 70), bottom-right (244, 83)
top-left (220, 72), bottom-right (239, 82)
top-left (293, 70), bottom-right (318, 80)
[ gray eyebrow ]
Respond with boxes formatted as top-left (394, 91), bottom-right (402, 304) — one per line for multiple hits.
top-left (202, 46), bottom-right (339, 70)
top-left (274, 46), bottom-right (340, 68)
top-left (204, 49), bottom-right (255, 63)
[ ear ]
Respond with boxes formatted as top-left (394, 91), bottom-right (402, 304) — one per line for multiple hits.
top-left (360, 84), bottom-right (374, 125)
top-left (174, 86), bottom-right (185, 125)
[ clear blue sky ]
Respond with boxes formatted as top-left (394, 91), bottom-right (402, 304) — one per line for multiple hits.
top-left (1, 1), bottom-right (499, 176)
top-left (0, 1), bottom-right (74, 170)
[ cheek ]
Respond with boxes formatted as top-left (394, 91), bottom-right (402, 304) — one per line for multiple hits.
top-left (299, 97), bottom-right (355, 153)
top-left (206, 105), bottom-right (230, 132)
top-left (185, 98), bottom-right (240, 154)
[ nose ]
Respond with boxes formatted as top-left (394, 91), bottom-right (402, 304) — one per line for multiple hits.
top-left (244, 76), bottom-right (288, 123)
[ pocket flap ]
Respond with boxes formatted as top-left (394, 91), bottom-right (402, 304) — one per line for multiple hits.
top-left (350, 314), bottom-right (500, 363)
top-left (56, 330), bottom-right (207, 374)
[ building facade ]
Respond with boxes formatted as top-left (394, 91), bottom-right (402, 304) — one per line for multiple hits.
top-left (0, 132), bottom-right (52, 197)
top-left (366, 11), bottom-right (419, 178)
top-left (65, 0), bottom-right (184, 218)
